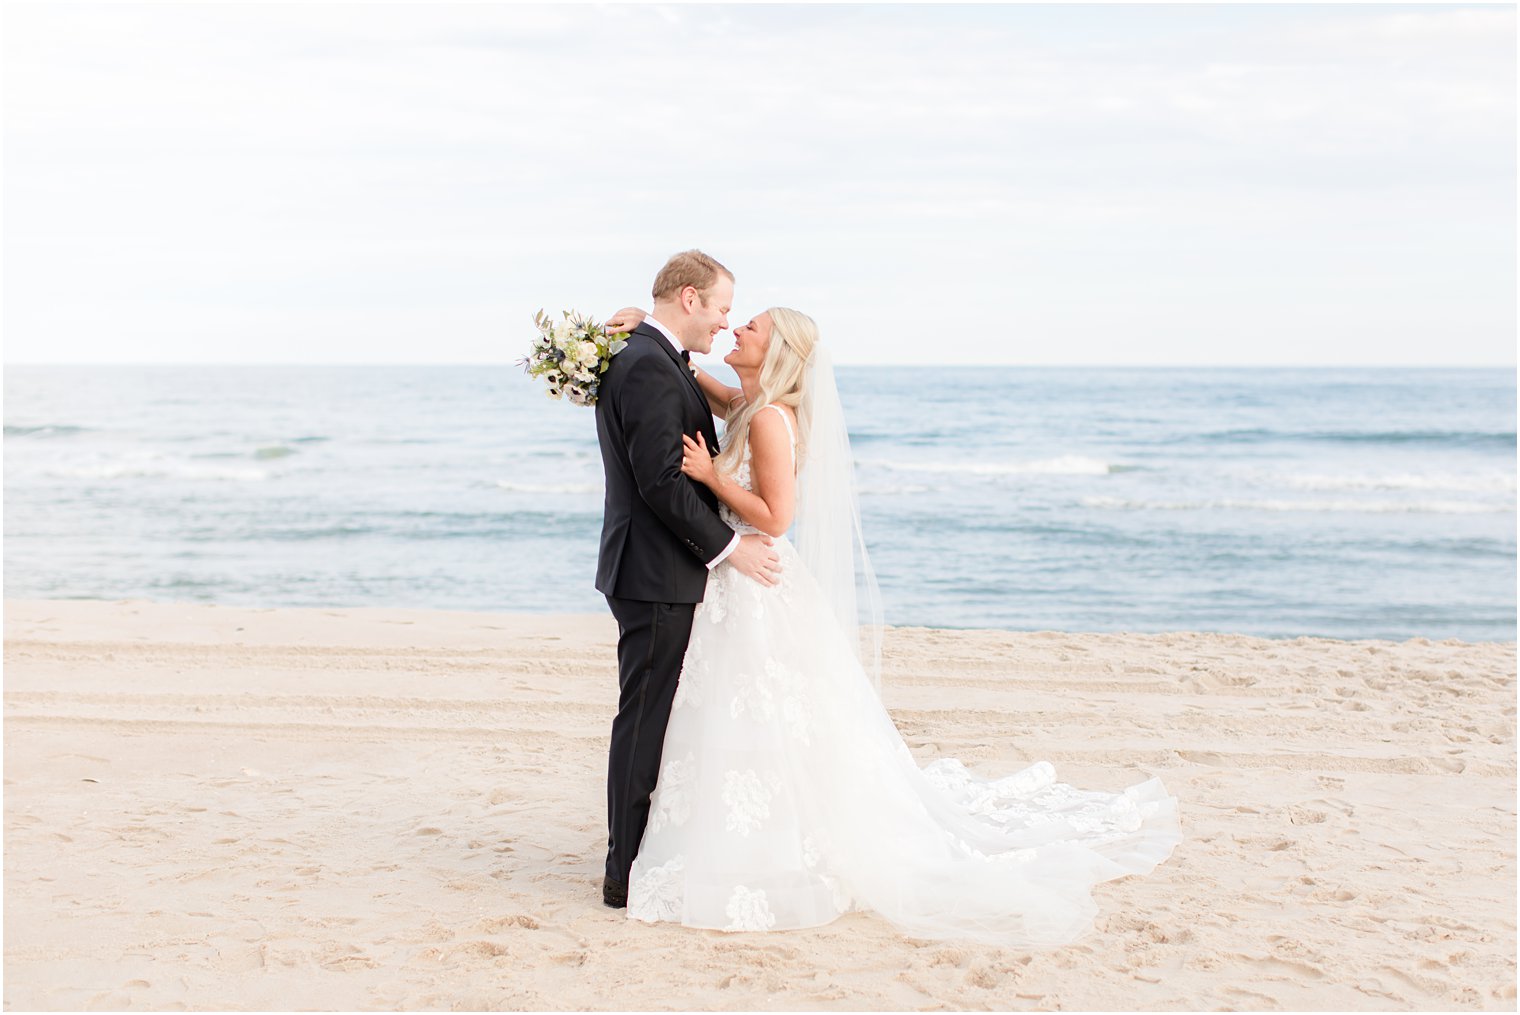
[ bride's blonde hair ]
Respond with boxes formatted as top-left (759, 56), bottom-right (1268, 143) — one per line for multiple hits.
top-left (715, 307), bottom-right (818, 476)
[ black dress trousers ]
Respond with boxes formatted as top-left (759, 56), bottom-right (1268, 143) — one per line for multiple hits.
top-left (603, 594), bottom-right (697, 885)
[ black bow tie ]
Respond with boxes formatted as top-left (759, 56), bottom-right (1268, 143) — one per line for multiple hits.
top-left (680, 349), bottom-right (691, 364)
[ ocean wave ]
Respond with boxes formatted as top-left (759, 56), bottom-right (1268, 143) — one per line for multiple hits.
top-left (1081, 495), bottom-right (1509, 515)
top-left (858, 484), bottom-right (933, 496)
top-left (495, 480), bottom-right (602, 494)
top-left (860, 455), bottom-right (1125, 477)
top-left (249, 524), bottom-right (375, 540)
top-left (1196, 427), bottom-right (1516, 448)
top-left (525, 447), bottom-right (599, 460)
top-left (5, 423), bottom-right (91, 438)
top-left (1268, 471), bottom-right (1517, 494)
top-left (44, 454), bottom-right (271, 482)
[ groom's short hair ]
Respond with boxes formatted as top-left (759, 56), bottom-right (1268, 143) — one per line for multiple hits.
top-left (652, 250), bottom-right (734, 304)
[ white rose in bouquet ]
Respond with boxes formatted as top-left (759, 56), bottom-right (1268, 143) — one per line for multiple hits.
top-left (520, 309), bottom-right (628, 407)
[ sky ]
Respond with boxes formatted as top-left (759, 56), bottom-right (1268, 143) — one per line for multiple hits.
top-left (2, 2), bottom-right (1515, 366)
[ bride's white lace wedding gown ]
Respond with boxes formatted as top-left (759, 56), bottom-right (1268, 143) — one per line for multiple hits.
top-left (627, 405), bottom-right (1181, 946)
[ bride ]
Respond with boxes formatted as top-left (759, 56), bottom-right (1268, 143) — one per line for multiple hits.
top-left (605, 305), bottom-right (1180, 946)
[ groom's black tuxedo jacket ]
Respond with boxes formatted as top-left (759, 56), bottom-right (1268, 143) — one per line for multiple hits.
top-left (594, 323), bottom-right (734, 603)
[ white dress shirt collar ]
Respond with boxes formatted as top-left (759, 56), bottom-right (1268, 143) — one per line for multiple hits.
top-left (644, 315), bottom-right (686, 358)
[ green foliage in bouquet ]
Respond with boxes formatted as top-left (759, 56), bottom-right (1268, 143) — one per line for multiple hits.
top-left (521, 309), bottom-right (628, 407)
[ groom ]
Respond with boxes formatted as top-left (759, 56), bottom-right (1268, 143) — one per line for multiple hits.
top-left (594, 249), bottom-right (780, 908)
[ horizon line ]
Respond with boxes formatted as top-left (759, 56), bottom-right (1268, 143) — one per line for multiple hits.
top-left (5, 361), bottom-right (1517, 370)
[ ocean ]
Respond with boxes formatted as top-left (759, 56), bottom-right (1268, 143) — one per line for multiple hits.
top-left (4, 364), bottom-right (1514, 642)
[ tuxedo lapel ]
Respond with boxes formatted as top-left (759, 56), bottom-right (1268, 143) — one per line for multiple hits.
top-left (631, 322), bottom-right (712, 419)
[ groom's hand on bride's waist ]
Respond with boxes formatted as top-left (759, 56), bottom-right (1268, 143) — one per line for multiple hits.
top-left (727, 533), bottom-right (781, 587)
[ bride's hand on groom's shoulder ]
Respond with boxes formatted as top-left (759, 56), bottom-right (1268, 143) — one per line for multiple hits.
top-left (604, 307), bottom-right (646, 335)
top-left (680, 432), bottom-right (718, 488)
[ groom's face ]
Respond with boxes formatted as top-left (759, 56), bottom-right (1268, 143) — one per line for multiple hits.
top-left (682, 276), bottom-right (733, 355)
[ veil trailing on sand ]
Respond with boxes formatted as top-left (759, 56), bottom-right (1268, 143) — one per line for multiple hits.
top-left (792, 344), bottom-right (884, 691)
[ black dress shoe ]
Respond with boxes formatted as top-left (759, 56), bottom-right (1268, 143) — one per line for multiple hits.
top-left (602, 875), bottom-right (627, 909)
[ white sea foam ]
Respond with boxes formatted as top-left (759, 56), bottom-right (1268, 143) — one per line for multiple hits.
top-left (1268, 471), bottom-right (1517, 494)
top-left (1082, 495), bottom-right (1509, 515)
top-left (495, 480), bottom-right (602, 495)
top-left (862, 455), bottom-right (1119, 477)
top-left (857, 484), bottom-right (933, 496)
top-left (48, 461), bottom-right (270, 482)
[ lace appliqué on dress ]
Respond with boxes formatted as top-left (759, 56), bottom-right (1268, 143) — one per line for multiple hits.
top-left (673, 636), bottom-right (709, 712)
top-left (628, 855), bottom-right (686, 923)
top-left (729, 666), bottom-right (776, 722)
top-left (647, 751), bottom-right (696, 834)
top-left (698, 567), bottom-right (730, 624)
top-left (722, 768), bottom-right (781, 837)
top-left (923, 757), bottom-right (1147, 846)
top-left (724, 885), bottom-right (778, 932)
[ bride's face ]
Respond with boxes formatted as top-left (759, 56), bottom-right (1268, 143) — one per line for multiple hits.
top-left (724, 313), bottom-right (772, 371)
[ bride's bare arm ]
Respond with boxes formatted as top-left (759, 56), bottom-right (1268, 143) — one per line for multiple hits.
top-left (679, 408), bottom-right (796, 538)
top-left (692, 366), bottom-right (743, 419)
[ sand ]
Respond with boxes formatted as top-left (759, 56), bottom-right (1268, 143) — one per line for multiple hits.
top-left (3, 598), bottom-right (1514, 1011)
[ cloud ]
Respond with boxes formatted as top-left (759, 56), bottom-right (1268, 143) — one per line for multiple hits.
top-left (3, 3), bottom-right (1513, 365)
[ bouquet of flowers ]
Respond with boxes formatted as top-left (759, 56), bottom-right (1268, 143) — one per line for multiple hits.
top-left (521, 309), bottom-right (627, 406)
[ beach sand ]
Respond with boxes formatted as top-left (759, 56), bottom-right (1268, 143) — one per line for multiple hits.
top-left (3, 599), bottom-right (1514, 1011)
